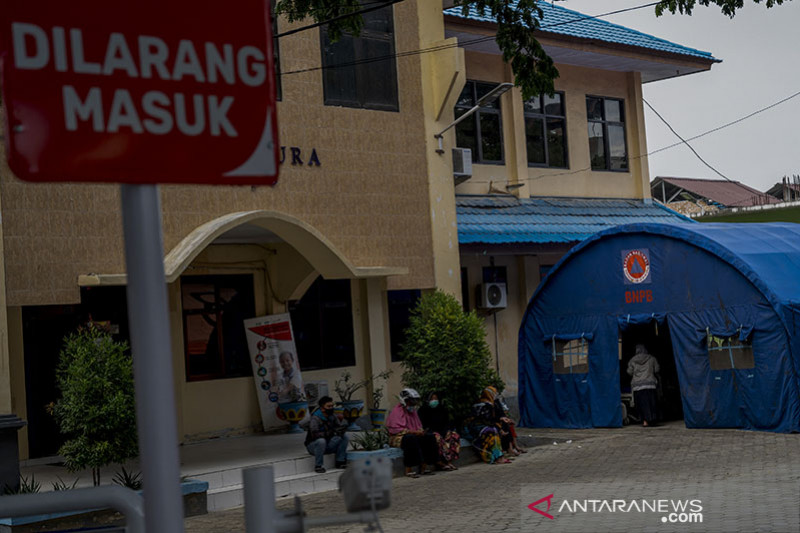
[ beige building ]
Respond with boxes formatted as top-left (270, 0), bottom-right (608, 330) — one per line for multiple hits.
top-left (0, 1), bottom-right (716, 459)
top-left (443, 3), bottom-right (716, 406)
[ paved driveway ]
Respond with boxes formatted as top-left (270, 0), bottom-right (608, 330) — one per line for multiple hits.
top-left (185, 422), bottom-right (800, 532)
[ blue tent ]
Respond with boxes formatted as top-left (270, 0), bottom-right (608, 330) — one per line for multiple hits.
top-left (518, 222), bottom-right (800, 432)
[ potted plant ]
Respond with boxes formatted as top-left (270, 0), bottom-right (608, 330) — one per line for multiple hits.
top-left (276, 387), bottom-right (309, 434)
top-left (368, 370), bottom-right (393, 431)
top-left (346, 429), bottom-right (403, 467)
top-left (334, 370), bottom-right (392, 431)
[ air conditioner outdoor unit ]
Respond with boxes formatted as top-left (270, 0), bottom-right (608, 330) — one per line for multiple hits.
top-left (477, 282), bottom-right (507, 310)
top-left (453, 147), bottom-right (473, 185)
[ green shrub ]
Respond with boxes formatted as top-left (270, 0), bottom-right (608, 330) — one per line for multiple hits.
top-left (3, 475), bottom-right (41, 495)
top-left (350, 430), bottom-right (389, 451)
top-left (52, 324), bottom-right (138, 486)
top-left (400, 290), bottom-right (503, 424)
top-left (112, 467), bottom-right (143, 491)
top-left (51, 476), bottom-right (80, 491)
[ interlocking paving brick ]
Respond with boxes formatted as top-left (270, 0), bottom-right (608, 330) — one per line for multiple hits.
top-left (185, 422), bottom-right (800, 532)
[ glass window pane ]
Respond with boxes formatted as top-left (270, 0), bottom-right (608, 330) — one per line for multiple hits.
top-left (525, 116), bottom-right (546, 165)
top-left (360, 38), bottom-right (397, 108)
top-left (362, 6), bottom-right (393, 33)
top-left (182, 283), bottom-right (215, 311)
top-left (586, 97), bottom-right (604, 121)
top-left (588, 122), bottom-right (606, 170)
top-left (544, 93), bottom-right (563, 116)
top-left (523, 95), bottom-right (542, 114)
top-left (608, 124), bottom-right (628, 170)
top-left (605, 99), bottom-right (623, 123)
top-left (322, 33), bottom-right (358, 105)
top-left (546, 118), bottom-right (567, 168)
top-left (217, 283), bottom-right (255, 379)
top-left (456, 82), bottom-right (475, 108)
top-left (475, 82), bottom-right (501, 110)
top-left (479, 113), bottom-right (503, 162)
top-left (185, 314), bottom-right (221, 377)
top-left (455, 116), bottom-right (478, 155)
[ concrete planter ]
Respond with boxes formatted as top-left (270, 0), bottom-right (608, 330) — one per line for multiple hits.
top-left (0, 416), bottom-right (26, 494)
top-left (0, 480), bottom-right (208, 533)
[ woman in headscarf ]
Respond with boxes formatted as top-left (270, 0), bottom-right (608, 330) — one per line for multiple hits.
top-left (493, 391), bottom-right (527, 455)
top-left (386, 387), bottom-right (440, 477)
top-left (627, 344), bottom-right (660, 427)
top-left (466, 386), bottom-right (511, 464)
top-left (419, 392), bottom-right (459, 470)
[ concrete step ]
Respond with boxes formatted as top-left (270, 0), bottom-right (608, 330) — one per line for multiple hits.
top-left (201, 454), bottom-right (343, 511)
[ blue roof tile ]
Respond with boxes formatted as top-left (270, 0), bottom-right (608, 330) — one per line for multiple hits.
top-left (444, 2), bottom-right (717, 61)
top-left (456, 195), bottom-right (694, 245)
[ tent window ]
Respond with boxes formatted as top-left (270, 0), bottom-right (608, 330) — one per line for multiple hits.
top-left (707, 334), bottom-right (754, 370)
top-left (552, 338), bottom-right (589, 374)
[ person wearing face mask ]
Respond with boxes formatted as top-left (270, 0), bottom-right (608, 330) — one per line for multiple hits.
top-left (419, 392), bottom-right (460, 471)
top-left (386, 388), bottom-right (440, 478)
top-left (304, 396), bottom-right (349, 473)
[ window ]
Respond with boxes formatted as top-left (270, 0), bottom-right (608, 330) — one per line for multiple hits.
top-left (552, 338), bottom-right (589, 374)
top-left (482, 265), bottom-right (507, 284)
top-left (288, 277), bottom-right (356, 370)
top-left (271, 0), bottom-right (281, 100)
top-left (388, 290), bottom-right (421, 361)
top-left (455, 81), bottom-right (504, 164)
top-left (181, 275), bottom-right (256, 381)
top-left (320, 4), bottom-right (398, 111)
top-left (525, 92), bottom-right (567, 168)
top-left (586, 96), bottom-right (628, 171)
top-left (707, 334), bottom-right (755, 370)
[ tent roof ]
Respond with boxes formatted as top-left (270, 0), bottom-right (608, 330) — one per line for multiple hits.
top-left (542, 222), bottom-right (800, 311)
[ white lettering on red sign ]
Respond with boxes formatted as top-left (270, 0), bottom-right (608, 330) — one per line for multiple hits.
top-left (12, 22), bottom-right (265, 137)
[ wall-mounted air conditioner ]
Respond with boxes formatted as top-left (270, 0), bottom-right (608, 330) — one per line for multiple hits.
top-left (477, 282), bottom-right (507, 310)
top-left (453, 147), bottom-right (473, 185)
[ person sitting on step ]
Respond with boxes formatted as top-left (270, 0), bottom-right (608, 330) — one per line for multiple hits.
top-left (304, 395), bottom-right (349, 473)
top-left (386, 388), bottom-right (440, 478)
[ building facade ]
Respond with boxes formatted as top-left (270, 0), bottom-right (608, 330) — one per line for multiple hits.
top-left (443, 3), bottom-right (716, 405)
top-left (1, 1), bottom-right (717, 459)
top-left (1, 0), bottom-right (464, 459)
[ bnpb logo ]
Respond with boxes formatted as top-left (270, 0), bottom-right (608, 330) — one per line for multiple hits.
top-left (622, 249), bottom-right (651, 284)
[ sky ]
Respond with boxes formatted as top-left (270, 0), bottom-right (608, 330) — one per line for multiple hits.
top-left (560, 0), bottom-right (800, 192)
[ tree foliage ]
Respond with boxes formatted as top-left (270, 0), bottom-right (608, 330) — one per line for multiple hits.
top-left (52, 324), bottom-right (138, 486)
top-left (399, 290), bottom-right (503, 423)
top-left (275, 0), bottom-right (789, 100)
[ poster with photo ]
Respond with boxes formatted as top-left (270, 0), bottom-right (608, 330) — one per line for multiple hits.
top-left (243, 313), bottom-right (306, 431)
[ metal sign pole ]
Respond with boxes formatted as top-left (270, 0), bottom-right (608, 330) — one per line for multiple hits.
top-left (121, 184), bottom-right (184, 532)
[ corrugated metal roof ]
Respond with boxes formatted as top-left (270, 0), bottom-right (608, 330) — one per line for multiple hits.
top-left (456, 195), bottom-right (693, 245)
top-left (444, 2), bottom-right (717, 61)
top-left (654, 177), bottom-right (779, 207)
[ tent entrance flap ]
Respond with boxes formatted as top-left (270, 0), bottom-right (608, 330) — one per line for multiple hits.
top-left (619, 320), bottom-right (683, 424)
